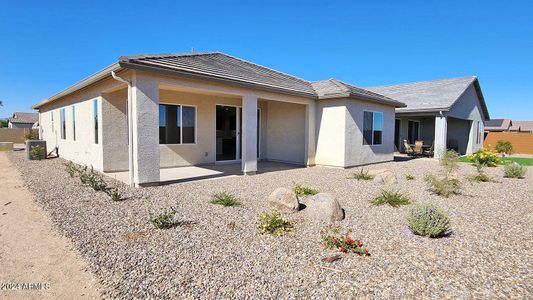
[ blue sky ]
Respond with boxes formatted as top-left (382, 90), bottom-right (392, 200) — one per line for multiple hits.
top-left (1, 0), bottom-right (532, 119)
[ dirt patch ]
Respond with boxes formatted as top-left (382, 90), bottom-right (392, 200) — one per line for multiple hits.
top-left (0, 153), bottom-right (101, 300)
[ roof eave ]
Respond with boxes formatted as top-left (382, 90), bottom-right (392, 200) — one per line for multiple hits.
top-left (119, 60), bottom-right (318, 99)
top-left (348, 93), bottom-right (407, 108)
top-left (396, 107), bottom-right (451, 114)
top-left (32, 62), bottom-right (122, 109)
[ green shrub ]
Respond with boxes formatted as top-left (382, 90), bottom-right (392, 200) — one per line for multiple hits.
top-left (440, 150), bottom-right (460, 176)
top-left (105, 187), bottom-right (122, 201)
top-left (371, 190), bottom-right (411, 207)
top-left (468, 172), bottom-right (492, 183)
top-left (257, 212), bottom-right (292, 236)
top-left (293, 184), bottom-right (319, 196)
top-left (150, 206), bottom-right (178, 229)
top-left (424, 174), bottom-right (461, 198)
top-left (209, 191), bottom-right (241, 206)
top-left (86, 171), bottom-right (107, 191)
top-left (350, 168), bottom-right (373, 180)
top-left (405, 174), bottom-right (415, 180)
top-left (29, 145), bottom-right (45, 160)
top-left (504, 162), bottom-right (527, 178)
top-left (319, 225), bottom-right (370, 256)
top-left (407, 204), bottom-right (450, 238)
top-left (467, 148), bottom-right (500, 167)
top-left (495, 140), bottom-right (513, 155)
top-left (64, 161), bottom-right (81, 177)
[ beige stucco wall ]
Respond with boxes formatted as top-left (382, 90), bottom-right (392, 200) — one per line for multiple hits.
top-left (315, 98), bottom-right (395, 167)
top-left (266, 101), bottom-right (306, 164)
top-left (158, 89), bottom-right (270, 168)
top-left (38, 75), bottom-right (127, 171)
top-left (315, 99), bottom-right (346, 167)
top-left (102, 89), bottom-right (129, 171)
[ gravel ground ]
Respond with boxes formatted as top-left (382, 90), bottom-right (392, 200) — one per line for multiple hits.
top-left (8, 152), bottom-right (533, 299)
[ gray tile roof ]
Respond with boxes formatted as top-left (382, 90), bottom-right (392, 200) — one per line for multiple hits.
top-left (485, 119), bottom-right (512, 131)
top-left (35, 52), bottom-right (404, 109)
top-left (120, 52), bottom-right (402, 106)
top-left (511, 121), bottom-right (533, 132)
top-left (9, 112), bottom-right (38, 124)
top-left (311, 79), bottom-right (405, 107)
top-left (120, 52), bottom-right (316, 96)
top-left (366, 77), bottom-right (488, 116)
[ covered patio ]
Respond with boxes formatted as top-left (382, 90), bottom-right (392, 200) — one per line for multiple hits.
top-left (105, 161), bottom-right (303, 185)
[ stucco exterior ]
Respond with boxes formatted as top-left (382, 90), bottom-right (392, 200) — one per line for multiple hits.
top-left (36, 64), bottom-right (401, 185)
top-left (315, 98), bottom-right (396, 167)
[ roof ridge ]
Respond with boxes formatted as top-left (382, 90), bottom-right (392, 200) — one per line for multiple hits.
top-left (367, 76), bottom-right (477, 89)
top-left (329, 79), bottom-right (351, 93)
top-left (121, 52), bottom-right (218, 61)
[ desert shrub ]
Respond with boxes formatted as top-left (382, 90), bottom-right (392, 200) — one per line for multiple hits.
top-left (504, 162), bottom-right (527, 178)
top-left (350, 168), bottom-right (373, 180)
top-left (425, 150), bottom-right (462, 197)
top-left (86, 171), bottom-right (107, 191)
top-left (64, 161), bottom-right (81, 177)
top-left (105, 187), bottom-right (122, 201)
top-left (209, 191), bottom-right (241, 206)
top-left (371, 190), bottom-right (411, 207)
top-left (467, 148), bottom-right (500, 167)
top-left (440, 150), bottom-right (460, 176)
top-left (257, 212), bottom-right (292, 236)
top-left (495, 140), bottom-right (513, 156)
top-left (150, 206), bottom-right (178, 229)
top-left (468, 172), bottom-right (492, 183)
top-left (293, 184), bottom-right (319, 196)
top-left (406, 204), bottom-right (450, 238)
top-left (405, 174), bottom-right (415, 180)
top-left (24, 130), bottom-right (39, 140)
top-left (424, 174), bottom-right (461, 197)
top-left (319, 225), bottom-right (370, 256)
top-left (29, 145), bottom-right (45, 160)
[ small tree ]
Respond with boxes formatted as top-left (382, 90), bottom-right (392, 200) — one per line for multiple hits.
top-left (495, 140), bottom-right (513, 157)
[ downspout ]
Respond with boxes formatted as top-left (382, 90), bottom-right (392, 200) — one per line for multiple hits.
top-left (111, 71), bottom-right (135, 187)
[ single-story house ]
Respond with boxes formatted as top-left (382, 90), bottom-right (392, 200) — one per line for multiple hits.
top-left (485, 119), bottom-right (533, 133)
top-left (8, 112), bottom-right (38, 129)
top-left (33, 52), bottom-right (406, 186)
top-left (367, 77), bottom-right (490, 157)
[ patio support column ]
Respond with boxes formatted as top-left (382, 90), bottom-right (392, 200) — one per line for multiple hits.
top-left (434, 114), bottom-right (448, 159)
top-left (466, 120), bottom-right (477, 155)
top-left (241, 94), bottom-right (258, 175)
top-left (130, 72), bottom-right (160, 186)
top-left (304, 102), bottom-right (316, 166)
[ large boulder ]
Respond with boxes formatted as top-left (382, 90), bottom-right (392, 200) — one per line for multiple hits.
top-left (267, 187), bottom-right (300, 213)
top-left (306, 193), bottom-right (345, 222)
top-left (370, 169), bottom-right (398, 185)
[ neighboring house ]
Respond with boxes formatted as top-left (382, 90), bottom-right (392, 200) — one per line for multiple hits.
top-left (8, 112), bottom-right (38, 128)
top-left (485, 119), bottom-right (533, 133)
top-left (367, 77), bottom-right (489, 157)
top-left (485, 119), bottom-right (513, 132)
top-left (33, 52), bottom-right (405, 186)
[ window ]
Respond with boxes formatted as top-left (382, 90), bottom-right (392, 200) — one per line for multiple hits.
top-left (408, 120), bottom-right (420, 144)
top-left (51, 111), bottom-right (54, 132)
top-left (159, 104), bottom-right (196, 144)
top-left (93, 99), bottom-right (99, 144)
top-left (60, 108), bottom-right (66, 139)
top-left (363, 111), bottom-right (383, 145)
top-left (72, 105), bottom-right (76, 141)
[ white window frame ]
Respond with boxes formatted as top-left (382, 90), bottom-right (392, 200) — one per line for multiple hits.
top-left (159, 103), bottom-right (198, 145)
top-left (363, 110), bottom-right (384, 146)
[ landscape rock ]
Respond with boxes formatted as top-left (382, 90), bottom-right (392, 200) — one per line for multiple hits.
top-left (306, 193), bottom-right (345, 222)
top-left (267, 187), bottom-right (299, 213)
top-left (370, 169), bottom-right (398, 185)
